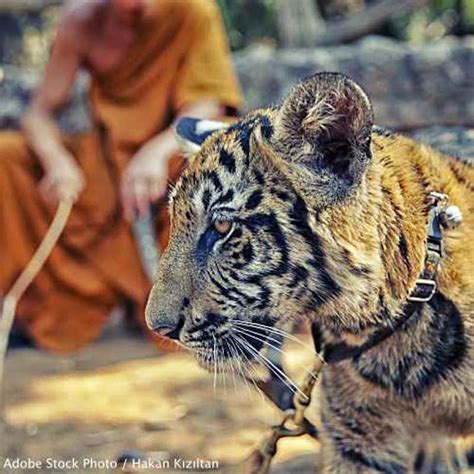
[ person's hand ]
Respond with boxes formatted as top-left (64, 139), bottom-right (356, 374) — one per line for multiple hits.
top-left (121, 138), bottom-right (173, 221)
top-left (39, 153), bottom-right (85, 204)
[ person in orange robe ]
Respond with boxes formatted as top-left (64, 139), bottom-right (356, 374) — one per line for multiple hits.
top-left (0, 0), bottom-right (242, 352)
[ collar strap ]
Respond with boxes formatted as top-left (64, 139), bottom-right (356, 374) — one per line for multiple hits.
top-left (407, 192), bottom-right (446, 302)
top-left (408, 192), bottom-right (462, 302)
top-left (256, 193), bottom-right (462, 406)
top-left (259, 303), bottom-right (420, 410)
top-left (312, 303), bottom-right (419, 364)
top-left (316, 191), bottom-right (463, 364)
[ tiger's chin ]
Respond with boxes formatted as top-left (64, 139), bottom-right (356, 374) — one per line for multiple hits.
top-left (193, 349), bottom-right (246, 373)
top-left (190, 335), bottom-right (263, 373)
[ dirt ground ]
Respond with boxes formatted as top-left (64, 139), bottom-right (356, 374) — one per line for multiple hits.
top-left (1, 332), bottom-right (320, 473)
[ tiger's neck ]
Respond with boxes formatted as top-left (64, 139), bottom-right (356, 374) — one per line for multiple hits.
top-left (347, 292), bottom-right (465, 401)
top-left (310, 133), bottom-right (437, 339)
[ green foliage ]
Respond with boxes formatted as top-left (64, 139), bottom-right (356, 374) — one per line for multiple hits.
top-left (216, 0), bottom-right (278, 50)
top-left (217, 0), bottom-right (473, 51)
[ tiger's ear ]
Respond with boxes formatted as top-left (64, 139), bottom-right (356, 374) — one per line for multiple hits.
top-left (271, 73), bottom-right (374, 208)
top-left (175, 117), bottom-right (228, 157)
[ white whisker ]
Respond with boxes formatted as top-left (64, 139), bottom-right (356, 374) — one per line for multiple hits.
top-left (227, 337), bottom-right (255, 401)
top-left (212, 334), bottom-right (218, 395)
top-left (232, 327), bottom-right (316, 378)
top-left (220, 348), bottom-right (227, 397)
top-left (231, 336), bottom-right (267, 403)
top-left (233, 320), bottom-right (312, 350)
top-left (234, 334), bottom-right (307, 400)
top-left (225, 342), bottom-right (239, 396)
top-left (232, 326), bottom-right (288, 354)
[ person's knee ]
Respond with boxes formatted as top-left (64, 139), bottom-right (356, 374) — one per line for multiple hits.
top-left (0, 131), bottom-right (28, 165)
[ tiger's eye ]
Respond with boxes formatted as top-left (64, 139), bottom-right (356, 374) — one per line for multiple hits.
top-left (213, 220), bottom-right (232, 235)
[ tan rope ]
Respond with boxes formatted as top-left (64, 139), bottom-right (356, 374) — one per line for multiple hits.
top-left (0, 200), bottom-right (73, 412)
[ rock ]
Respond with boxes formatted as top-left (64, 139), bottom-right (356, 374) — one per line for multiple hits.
top-left (235, 36), bottom-right (474, 129)
top-left (411, 126), bottom-right (474, 161)
top-left (0, 36), bottom-right (473, 132)
top-left (0, 66), bottom-right (90, 133)
top-left (0, 13), bottom-right (23, 65)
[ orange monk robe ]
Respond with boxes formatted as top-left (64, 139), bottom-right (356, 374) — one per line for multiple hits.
top-left (0, 0), bottom-right (243, 352)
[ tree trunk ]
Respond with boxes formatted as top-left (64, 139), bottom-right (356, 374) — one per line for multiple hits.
top-left (277, 0), bottom-right (326, 48)
top-left (0, 0), bottom-right (62, 12)
top-left (312, 0), bottom-right (429, 46)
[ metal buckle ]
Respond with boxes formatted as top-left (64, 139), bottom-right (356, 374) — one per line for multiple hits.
top-left (407, 279), bottom-right (437, 303)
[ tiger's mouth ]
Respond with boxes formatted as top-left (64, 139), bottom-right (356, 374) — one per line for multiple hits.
top-left (190, 326), bottom-right (268, 373)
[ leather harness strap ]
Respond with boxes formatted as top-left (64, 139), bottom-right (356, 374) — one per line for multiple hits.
top-left (311, 304), bottom-right (418, 365)
top-left (407, 192), bottom-right (446, 303)
top-left (257, 191), bottom-right (457, 401)
top-left (247, 191), bottom-right (462, 473)
top-left (315, 191), bottom-right (462, 364)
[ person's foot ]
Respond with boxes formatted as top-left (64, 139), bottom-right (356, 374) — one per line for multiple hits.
top-left (7, 327), bottom-right (34, 350)
top-left (123, 298), bottom-right (145, 336)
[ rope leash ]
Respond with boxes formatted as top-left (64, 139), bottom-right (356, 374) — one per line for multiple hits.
top-left (0, 200), bottom-right (73, 411)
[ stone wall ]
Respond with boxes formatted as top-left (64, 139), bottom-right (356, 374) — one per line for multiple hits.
top-left (1, 36), bottom-right (473, 152)
top-left (0, 68), bottom-right (89, 132)
top-left (235, 36), bottom-right (474, 129)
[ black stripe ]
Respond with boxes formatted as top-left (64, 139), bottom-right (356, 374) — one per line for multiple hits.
top-left (245, 191), bottom-right (263, 210)
top-left (448, 159), bottom-right (474, 192)
top-left (398, 233), bottom-right (412, 272)
top-left (353, 293), bottom-right (466, 399)
top-left (227, 114), bottom-right (271, 158)
top-left (323, 303), bottom-right (419, 363)
top-left (467, 447), bottom-right (474, 467)
top-left (208, 273), bottom-right (244, 304)
top-left (238, 274), bottom-right (271, 309)
top-left (413, 449), bottom-right (425, 471)
top-left (241, 212), bottom-right (289, 277)
top-left (242, 242), bottom-right (254, 262)
top-left (253, 169), bottom-right (265, 185)
top-left (202, 170), bottom-right (223, 192)
top-left (231, 227), bottom-right (243, 240)
top-left (289, 196), bottom-right (341, 305)
top-left (219, 149), bottom-right (236, 174)
top-left (372, 125), bottom-right (394, 138)
top-left (321, 414), bottom-right (405, 473)
top-left (187, 312), bottom-right (226, 334)
top-left (271, 188), bottom-right (290, 202)
top-left (410, 162), bottom-right (434, 205)
top-left (340, 447), bottom-right (405, 474)
top-left (202, 189), bottom-right (211, 210)
top-left (287, 265), bottom-right (309, 289)
top-left (259, 115), bottom-right (274, 139)
top-left (211, 189), bottom-right (234, 208)
top-left (324, 394), bottom-right (369, 437)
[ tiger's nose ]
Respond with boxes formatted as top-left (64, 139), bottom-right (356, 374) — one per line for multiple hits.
top-left (145, 299), bottom-right (184, 341)
top-left (145, 277), bottom-right (185, 340)
top-left (151, 318), bottom-right (184, 341)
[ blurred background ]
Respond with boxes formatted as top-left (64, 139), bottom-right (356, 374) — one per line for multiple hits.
top-left (1, 0), bottom-right (474, 133)
top-left (1, 1), bottom-right (473, 472)
top-left (1, 0), bottom-right (474, 62)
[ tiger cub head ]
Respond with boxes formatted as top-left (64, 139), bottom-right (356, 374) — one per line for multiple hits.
top-left (146, 73), bottom-right (375, 370)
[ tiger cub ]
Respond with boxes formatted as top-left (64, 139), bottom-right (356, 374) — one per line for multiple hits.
top-left (146, 73), bottom-right (474, 472)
